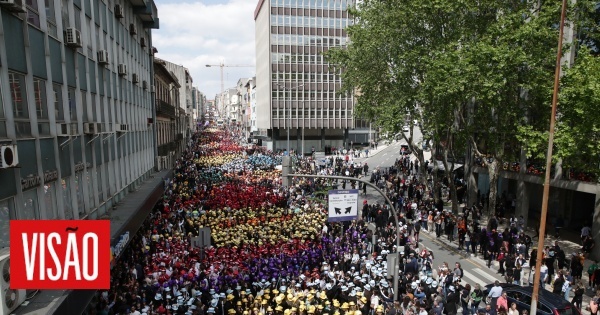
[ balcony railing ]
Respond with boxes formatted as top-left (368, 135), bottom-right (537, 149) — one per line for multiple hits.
top-left (156, 99), bottom-right (176, 119)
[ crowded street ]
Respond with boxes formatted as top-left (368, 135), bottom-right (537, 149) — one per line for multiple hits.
top-left (96, 126), bottom-right (600, 315)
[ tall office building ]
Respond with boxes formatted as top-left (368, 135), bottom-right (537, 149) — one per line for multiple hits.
top-left (254, 0), bottom-right (368, 154)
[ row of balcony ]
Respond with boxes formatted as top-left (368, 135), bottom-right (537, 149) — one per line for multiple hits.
top-left (473, 158), bottom-right (598, 183)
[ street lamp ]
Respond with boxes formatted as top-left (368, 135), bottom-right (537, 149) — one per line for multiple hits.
top-left (276, 83), bottom-right (305, 154)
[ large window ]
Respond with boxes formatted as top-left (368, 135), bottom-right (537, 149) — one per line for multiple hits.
top-left (68, 87), bottom-right (77, 121)
top-left (0, 198), bottom-right (15, 248)
top-left (9, 72), bottom-right (29, 119)
top-left (61, 0), bottom-right (68, 30)
top-left (75, 172), bottom-right (85, 216)
top-left (22, 189), bottom-right (39, 220)
top-left (45, 0), bottom-right (57, 37)
top-left (34, 78), bottom-right (49, 119)
top-left (26, 0), bottom-right (41, 28)
top-left (97, 166), bottom-right (104, 202)
top-left (61, 178), bottom-right (73, 219)
top-left (0, 76), bottom-right (6, 138)
top-left (87, 171), bottom-right (95, 210)
top-left (53, 84), bottom-right (64, 121)
top-left (81, 93), bottom-right (88, 122)
top-left (44, 182), bottom-right (58, 219)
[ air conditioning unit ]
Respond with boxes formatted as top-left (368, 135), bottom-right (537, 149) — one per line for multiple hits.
top-left (116, 124), bottom-right (128, 132)
top-left (118, 64), bottom-right (127, 76)
top-left (56, 123), bottom-right (77, 136)
top-left (142, 80), bottom-right (148, 90)
top-left (140, 37), bottom-right (146, 48)
top-left (83, 122), bottom-right (98, 135)
top-left (65, 27), bottom-right (82, 48)
top-left (114, 4), bottom-right (124, 18)
top-left (156, 156), bottom-right (163, 171)
top-left (0, 248), bottom-right (26, 314)
top-left (97, 50), bottom-right (109, 65)
top-left (129, 24), bottom-right (137, 35)
top-left (0, 145), bottom-right (18, 169)
top-left (0, 0), bottom-right (26, 12)
top-left (132, 73), bottom-right (139, 83)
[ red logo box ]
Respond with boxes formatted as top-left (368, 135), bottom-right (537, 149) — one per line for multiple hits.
top-left (10, 220), bottom-right (110, 290)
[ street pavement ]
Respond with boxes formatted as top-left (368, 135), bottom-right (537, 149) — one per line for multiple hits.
top-left (347, 140), bottom-right (593, 314)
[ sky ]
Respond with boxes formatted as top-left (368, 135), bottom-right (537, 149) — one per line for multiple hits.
top-left (153, 0), bottom-right (257, 101)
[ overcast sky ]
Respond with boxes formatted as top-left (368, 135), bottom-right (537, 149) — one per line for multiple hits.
top-left (153, 0), bottom-right (257, 101)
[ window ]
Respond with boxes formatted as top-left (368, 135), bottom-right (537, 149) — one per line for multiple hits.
top-left (87, 17), bottom-right (93, 56)
top-left (53, 84), bottom-right (64, 121)
top-left (87, 171), bottom-right (94, 208)
top-left (0, 76), bottom-right (6, 138)
top-left (0, 198), bottom-right (15, 248)
top-left (81, 93), bottom-right (88, 122)
top-left (75, 172), bottom-right (85, 216)
top-left (45, 0), bottom-right (58, 37)
top-left (97, 167), bottom-right (104, 202)
top-left (74, 7), bottom-right (81, 31)
top-left (61, 0), bottom-right (69, 30)
top-left (44, 182), bottom-right (58, 219)
top-left (61, 178), bottom-right (73, 219)
top-left (33, 78), bottom-right (49, 120)
top-left (9, 72), bottom-right (29, 119)
top-left (68, 87), bottom-right (77, 121)
top-left (26, 0), bottom-right (41, 28)
top-left (22, 189), bottom-right (39, 220)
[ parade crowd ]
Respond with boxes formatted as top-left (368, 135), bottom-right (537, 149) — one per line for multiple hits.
top-left (93, 127), bottom-right (599, 315)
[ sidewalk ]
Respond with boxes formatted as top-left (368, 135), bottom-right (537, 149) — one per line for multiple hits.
top-left (428, 203), bottom-right (594, 314)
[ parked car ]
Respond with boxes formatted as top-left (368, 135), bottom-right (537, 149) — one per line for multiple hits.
top-left (403, 125), bottom-right (409, 132)
top-left (484, 284), bottom-right (581, 315)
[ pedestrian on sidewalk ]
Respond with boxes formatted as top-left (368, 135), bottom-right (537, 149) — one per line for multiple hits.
top-left (470, 284), bottom-right (485, 315)
top-left (583, 235), bottom-right (596, 258)
top-left (571, 253), bottom-right (584, 281)
top-left (487, 281), bottom-right (503, 315)
top-left (588, 261), bottom-right (599, 289)
top-left (581, 225), bottom-right (592, 244)
top-left (572, 281), bottom-right (585, 311)
top-left (564, 270), bottom-right (574, 301)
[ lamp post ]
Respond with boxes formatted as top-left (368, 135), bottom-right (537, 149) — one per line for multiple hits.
top-left (276, 83), bottom-right (305, 154)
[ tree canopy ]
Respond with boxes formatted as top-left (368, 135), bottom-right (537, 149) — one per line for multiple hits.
top-left (326, 0), bottom-right (600, 211)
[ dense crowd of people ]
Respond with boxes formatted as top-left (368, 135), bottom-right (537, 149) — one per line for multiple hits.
top-left (92, 127), bottom-right (599, 315)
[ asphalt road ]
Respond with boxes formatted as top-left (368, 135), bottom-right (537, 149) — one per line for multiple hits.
top-left (353, 142), bottom-right (505, 290)
top-left (346, 130), bottom-right (591, 314)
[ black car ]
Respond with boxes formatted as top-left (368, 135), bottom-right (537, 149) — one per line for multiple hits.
top-left (484, 284), bottom-right (580, 315)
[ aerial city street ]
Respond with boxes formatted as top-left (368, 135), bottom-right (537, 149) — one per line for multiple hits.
top-left (0, 0), bottom-right (599, 315)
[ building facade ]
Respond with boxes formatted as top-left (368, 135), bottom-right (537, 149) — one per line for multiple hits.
top-left (192, 86), bottom-right (205, 128)
top-left (254, 0), bottom-right (367, 154)
top-left (0, 0), bottom-right (160, 312)
top-left (245, 77), bottom-right (257, 135)
top-left (153, 57), bottom-right (180, 170)
top-left (162, 60), bottom-right (192, 153)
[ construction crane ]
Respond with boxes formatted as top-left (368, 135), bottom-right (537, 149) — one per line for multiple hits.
top-left (205, 62), bottom-right (254, 95)
top-left (205, 62), bottom-right (254, 120)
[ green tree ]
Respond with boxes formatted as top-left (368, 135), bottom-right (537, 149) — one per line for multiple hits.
top-left (554, 48), bottom-right (600, 179)
top-left (327, 0), bottom-right (571, 214)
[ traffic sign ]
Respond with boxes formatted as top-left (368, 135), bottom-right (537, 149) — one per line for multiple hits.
top-left (328, 189), bottom-right (359, 222)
